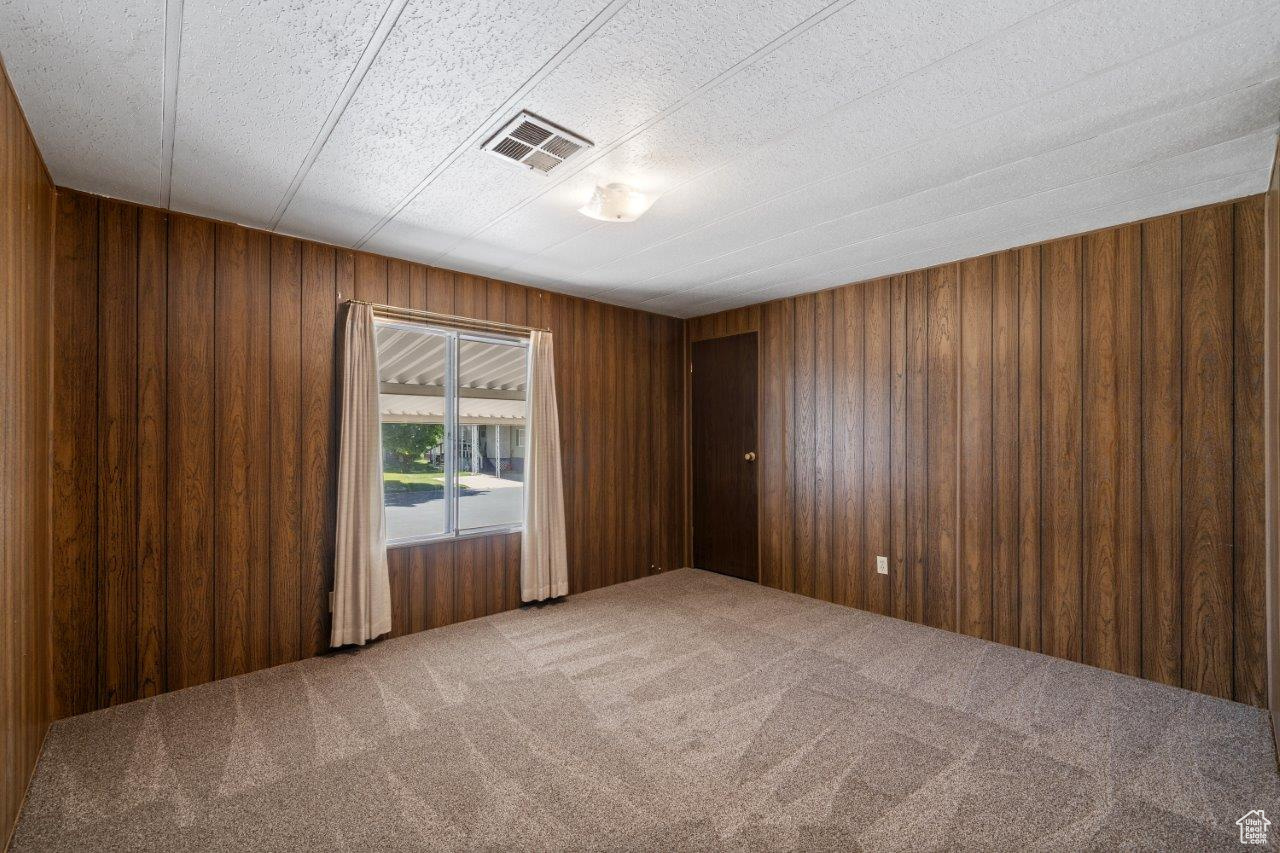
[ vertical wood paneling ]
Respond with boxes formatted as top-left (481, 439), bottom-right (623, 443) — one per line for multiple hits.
top-left (1233, 196), bottom-right (1267, 708)
top-left (137, 208), bottom-right (168, 698)
top-left (2, 65), bottom-right (55, 845)
top-left (557, 292), bottom-right (578, 579)
top-left (1041, 237), bottom-right (1083, 662)
top-left (1141, 216), bottom-right (1182, 686)
top-left (667, 315), bottom-right (687, 573)
top-left (958, 257), bottom-right (993, 639)
top-left (629, 307), bottom-right (649, 582)
top-left (214, 224), bottom-right (271, 679)
top-left (793, 294), bottom-right (817, 597)
top-left (621, 307), bottom-right (637, 582)
top-left (1017, 246), bottom-right (1042, 652)
top-left (300, 242), bottom-right (337, 657)
top-left (890, 276), bottom-right (908, 619)
top-left (269, 236), bottom-right (303, 663)
top-left (614, 307), bottom-right (629, 584)
top-left (584, 299), bottom-right (603, 592)
top-left (658, 312), bottom-right (676, 574)
top-left (813, 291), bottom-right (834, 600)
top-left (214, 224), bottom-right (248, 678)
top-left (355, 252), bottom-right (389, 304)
top-left (832, 286), bottom-right (864, 607)
top-left (924, 264), bottom-right (958, 631)
top-left (51, 191), bottom-right (98, 718)
top-left (904, 271), bottom-right (928, 623)
top-left (388, 258), bottom-right (412, 306)
top-left (586, 298), bottom-right (602, 579)
top-left (425, 545), bottom-right (455, 629)
top-left (97, 200), bottom-right (138, 706)
top-left (1264, 141), bottom-right (1280, 738)
top-left (864, 280), bottom-right (892, 615)
top-left (605, 306), bottom-right (623, 588)
top-left (454, 538), bottom-right (482, 622)
top-left (682, 195), bottom-right (1267, 709)
top-left (248, 232), bottom-right (274, 669)
top-left (1082, 225), bottom-right (1141, 676)
top-left (992, 251), bottom-right (1020, 647)
top-left (646, 313), bottom-right (663, 576)
top-left (1180, 205), bottom-right (1234, 699)
top-left (166, 214), bottom-right (216, 691)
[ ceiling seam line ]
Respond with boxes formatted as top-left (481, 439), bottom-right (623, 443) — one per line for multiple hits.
top-left (419, 0), bottom-right (864, 265)
top-left (581, 3), bottom-right (1273, 297)
top-left (673, 163), bottom-right (1270, 316)
top-left (349, 0), bottom-right (637, 249)
top-left (267, 0), bottom-right (413, 230)
top-left (159, 0), bottom-right (185, 208)
top-left (616, 76), bottom-right (1280, 303)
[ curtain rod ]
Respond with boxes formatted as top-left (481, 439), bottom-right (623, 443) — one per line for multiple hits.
top-left (346, 300), bottom-right (549, 336)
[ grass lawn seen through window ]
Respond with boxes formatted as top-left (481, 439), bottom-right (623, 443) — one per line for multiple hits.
top-left (383, 459), bottom-right (445, 493)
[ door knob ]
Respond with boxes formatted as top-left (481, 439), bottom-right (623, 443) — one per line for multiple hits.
top-left (744, 451), bottom-right (757, 462)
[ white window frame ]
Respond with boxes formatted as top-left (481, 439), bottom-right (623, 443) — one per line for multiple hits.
top-left (377, 319), bottom-right (529, 548)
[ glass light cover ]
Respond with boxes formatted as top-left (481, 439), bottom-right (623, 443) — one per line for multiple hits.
top-left (578, 182), bottom-right (654, 222)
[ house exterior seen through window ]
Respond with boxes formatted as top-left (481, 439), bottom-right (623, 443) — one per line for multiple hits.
top-left (376, 320), bottom-right (529, 545)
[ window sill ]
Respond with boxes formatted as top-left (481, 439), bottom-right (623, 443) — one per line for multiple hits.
top-left (385, 525), bottom-right (523, 551)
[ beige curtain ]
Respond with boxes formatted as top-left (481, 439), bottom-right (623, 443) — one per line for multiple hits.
top-left (331, 303), bottom-right (392, 646)
top-left (521, 331), bottom-right (569, 601)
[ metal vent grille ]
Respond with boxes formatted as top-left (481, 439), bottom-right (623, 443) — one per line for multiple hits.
top-left (492, 137), bottom-right (532, 161)
top-left (510, 121), bottom-right (551, 146)
top-left (482, 111), bottom-right (592, 175)
top-left (541, 136), bottom-right (582, 159)
top-left (523, 151), bottom-right (560, 173)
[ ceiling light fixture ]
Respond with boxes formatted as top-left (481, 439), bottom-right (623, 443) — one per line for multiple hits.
top-left (578, 182), bottom-right (654, 222)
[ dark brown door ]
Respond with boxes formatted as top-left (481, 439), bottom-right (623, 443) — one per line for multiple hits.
top-left (691, 332), bottom-right (759, 581)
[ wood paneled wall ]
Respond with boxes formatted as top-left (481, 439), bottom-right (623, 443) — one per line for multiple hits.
top-left (1, 61), bottom-right (54, 847)
top-left (688, 196), bottom-right (1269, 707)
top-left (1265, 139), bottom-right (1279, 745)
top-left (51, 189), bottom-right (684, 719)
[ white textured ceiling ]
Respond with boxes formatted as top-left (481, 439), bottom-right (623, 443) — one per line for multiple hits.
top-left (2, 0), bottom-right (1277, 318)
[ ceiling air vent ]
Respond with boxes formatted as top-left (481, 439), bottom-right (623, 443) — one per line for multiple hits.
top-left (482, 111), bottom-right (592, 175)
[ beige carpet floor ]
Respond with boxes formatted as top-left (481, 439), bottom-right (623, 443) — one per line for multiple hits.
top-left (12, 568), bottom-right (1279, 851)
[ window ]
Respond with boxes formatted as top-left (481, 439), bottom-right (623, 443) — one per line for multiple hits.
top-left (376, 320), bottom-right (529, 545)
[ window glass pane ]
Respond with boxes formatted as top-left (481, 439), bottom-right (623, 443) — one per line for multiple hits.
top-left (454, 336), bottom-right (528, 531)
top-left (377, 323), bottom-right (449, 541)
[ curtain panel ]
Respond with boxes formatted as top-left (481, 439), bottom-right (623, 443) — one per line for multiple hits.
top-left (332, 303), bottom-right (393, 646)
top-left (521, 330), bottom-right (569, 601)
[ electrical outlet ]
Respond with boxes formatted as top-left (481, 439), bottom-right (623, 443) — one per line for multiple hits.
top-left (876, 555), bottom-right (889, 575)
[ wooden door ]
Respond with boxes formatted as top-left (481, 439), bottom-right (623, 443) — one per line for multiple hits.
top-left (691, 332), bottom-right (759, 581)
